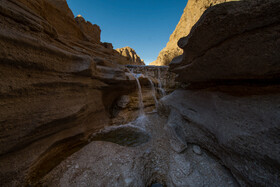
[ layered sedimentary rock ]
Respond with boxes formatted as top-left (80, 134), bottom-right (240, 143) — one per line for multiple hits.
top-left (75, 15), bottom-right (101, 43)
top-left (0, 0), bottom-right (160, 186)
top-left (116, 47), bottom-right (145, 65)
top-left (150, 0), bottom-right (234, 66)
top-left (164, 0), bottom-right (280, 186)
top-left (126, 65), bottom-right (177, 94)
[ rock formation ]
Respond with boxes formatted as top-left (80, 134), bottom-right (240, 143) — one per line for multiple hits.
top-left (165, 0), bottom-right (280, 186)
top-left (150, 0), bottom-right (234, 66)
top-left (1, 0), bottom-right (279, 186)
top-left (0, 0), bottom-right (164, 185)
top-left (117, 47), bottom-right (145, 65)
top-left (126, 65), bottom-right (177, 95)
top-left (39, 114), bottom-right (239, 187)
top-left (75, 15), bottom-right (101, 43)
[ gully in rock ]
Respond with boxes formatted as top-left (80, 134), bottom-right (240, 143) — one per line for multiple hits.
top-left (1, 0), bottom-right (279, 186)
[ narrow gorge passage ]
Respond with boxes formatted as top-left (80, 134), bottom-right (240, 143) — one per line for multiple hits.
top-left (38, 67), bottom-right (238, 186)
top-left (41, 107), bottom-right (238, 187)
top-left (0, 0), bottom-right (279, 186)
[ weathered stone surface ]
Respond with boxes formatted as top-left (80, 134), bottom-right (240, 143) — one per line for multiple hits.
top-left (39, 114), bottom-right (238, 187)
top-left (161, 1), bottom-right (280, 186)
top-left (160, 87), bottom-right (280, 186)
top-left (151, 0), bottom-right (234, 66)
top-left (75, 15), bottom-right (101, 43)
top-left (102, 42), bottom-right (114, 50)
top-left (192, 145), bottom-right (202, 155)
top-left (1, 0), bottom-right (279, 186)
top-left (0, 0), bottom-right (158, 185)
top-left (170, 0), bottom-right (280, 83)
top-left (117, 47), bottom-right (145, 65)
top-left (126, 65), bottom-right (177, 95)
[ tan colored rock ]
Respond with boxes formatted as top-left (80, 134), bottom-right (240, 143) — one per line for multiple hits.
top-left (116, 47), bottom-right (145, 65)
top-left (150, 0), bottom-right (234, 66)
top-left (75, 15), bottom-right (101, 43)
top-left (0, 0), bottom-right (155, 186)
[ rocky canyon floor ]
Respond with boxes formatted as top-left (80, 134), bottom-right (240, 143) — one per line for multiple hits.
top-left (0, 0), bottom-right (279, 186)
top-left (40, 112), bottom-right (238, 187)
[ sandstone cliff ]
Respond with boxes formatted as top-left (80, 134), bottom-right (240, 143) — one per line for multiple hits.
top-left (150, 0), bottom-right (234, 66)
top-left (165, 0), bottom-right (280, 186)
top-left (0, 0), bottom-right (161, 185)
top-left (116, 47), bottom-right (145, 65)
top-left (1, 0), bottom-right (279, 186)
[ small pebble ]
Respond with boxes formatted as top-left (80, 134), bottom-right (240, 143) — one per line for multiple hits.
top-left (193, 145), bottom-right (202, 155)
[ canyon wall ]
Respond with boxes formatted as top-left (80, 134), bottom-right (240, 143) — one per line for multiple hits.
top-left (116, 47), bottom-right (145, 65)
top-left (150, 0), bottom-right (234, 66)
top-left (163, 0), bottom-right (280, 186)
top-left (0, 0), bottom-right (161, 185)
top-left (1, 0), bottom-right (279, 186)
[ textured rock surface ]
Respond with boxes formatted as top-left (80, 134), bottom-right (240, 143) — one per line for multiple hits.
top-left (75, 15), bottom-right (101, 43)
top-left (0, 0), bottom-right (158, 185)
top-left (1, 0), bottom-right (279, 186)
top-left (150, 0), bottom-right (234, 66)
top-left (160, 87), bottom-right (280, 186)
top-left (40, 114), bottom-right (238, 187)
top-left (126, 65), bottom-right (177, 94)
top-left (170, 0), bottom-right (280, 83)
top-left (117, 47), bottom-right (145, 65)
top-left (163, 0), bottom-right (280, 186)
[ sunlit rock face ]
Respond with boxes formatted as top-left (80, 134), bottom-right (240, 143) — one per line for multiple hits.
top-left (0, 0), bottom-right (156, 185)
top-left (150, 0), bottom-right (235, 66)
top-left (165, 0), bottom-right (280, 186)
top-left (75, 15), bottom-right (101, 43)
top-left (116, 47), bottom-right (145, 65)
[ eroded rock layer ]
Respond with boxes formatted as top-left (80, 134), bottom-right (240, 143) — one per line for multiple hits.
top-left (150, 0), bottom-right (234, 66)
top-left (166, 0), bottom-right (280, 186)
top-left (0, 0), bottom-right (159, 185)
top-left (126, 65), bottom-right (177, 94)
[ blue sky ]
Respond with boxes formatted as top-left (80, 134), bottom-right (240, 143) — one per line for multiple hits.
top-left (67, 0), bottom-right (188, 64)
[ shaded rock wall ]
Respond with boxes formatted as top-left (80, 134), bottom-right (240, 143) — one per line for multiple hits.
top-left (0, 0), bottom-right (156, 185)
top-left (162, 0), bottom-right (280, 186)
top-left (150, 0), bottom-right (234, 66)
top-left (170, 0), bottom-right (280, 83)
